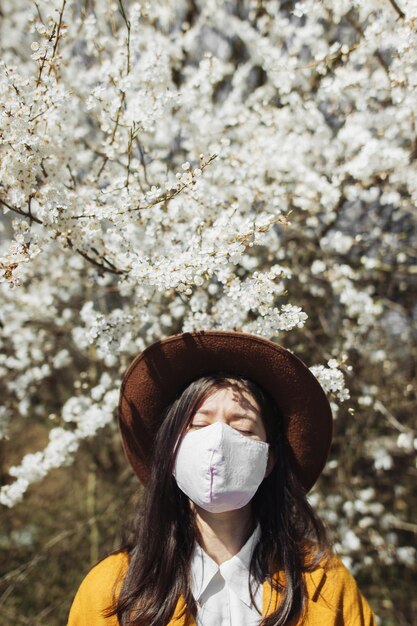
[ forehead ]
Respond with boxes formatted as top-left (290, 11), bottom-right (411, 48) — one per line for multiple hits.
top-left (198, 383), bottom-right (262, 415)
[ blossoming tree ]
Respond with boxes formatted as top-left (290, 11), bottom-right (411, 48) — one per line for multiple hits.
top-left (0, 0), bottom-right (416, 623)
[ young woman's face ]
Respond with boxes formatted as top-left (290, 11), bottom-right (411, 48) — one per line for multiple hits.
top-left (187, 383), bottom-right (267, 442)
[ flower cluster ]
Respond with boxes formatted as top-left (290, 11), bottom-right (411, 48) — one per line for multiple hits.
top-left (0, 385), bottom-right (119, 507)
top-left (0, 225), bottom-right (41, 287)
top-left (310, 358), bottom-right (351, 403)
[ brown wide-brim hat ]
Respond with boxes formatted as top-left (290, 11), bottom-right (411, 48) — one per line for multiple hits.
top-left (118, 330), bottom-right (333, 492)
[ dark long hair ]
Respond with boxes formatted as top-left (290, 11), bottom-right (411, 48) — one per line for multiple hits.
top-left (104, 373), bottom-right (331, 625)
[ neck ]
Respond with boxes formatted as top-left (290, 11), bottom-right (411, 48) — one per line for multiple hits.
top-left (193, 503), bottom-right (255, 565)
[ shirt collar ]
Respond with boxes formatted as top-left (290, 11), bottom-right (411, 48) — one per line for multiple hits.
top-left (190, 522), bottom-right (262, 609)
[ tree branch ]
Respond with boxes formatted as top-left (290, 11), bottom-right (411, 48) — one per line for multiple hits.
top-left (387, 0), bottom-right (406, 19)
top-left (0, 199), bottom-right (126, 275)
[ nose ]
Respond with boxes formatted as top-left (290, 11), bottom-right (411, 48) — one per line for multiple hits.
top-left (212, 414), bottom-right (228, 423)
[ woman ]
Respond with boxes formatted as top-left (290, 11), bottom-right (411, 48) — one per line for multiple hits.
top-left (67, 330), bottom-right (376, 625)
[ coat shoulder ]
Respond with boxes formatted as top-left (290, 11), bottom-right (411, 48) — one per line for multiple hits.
top-left (67, 550), bottom-right (130, 626)
top-left (304, 551), bottom-right (377, 625)
top-left (84, 550), bottom-right (130, 586)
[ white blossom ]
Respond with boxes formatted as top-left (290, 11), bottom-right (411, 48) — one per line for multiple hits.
top-left (310, 359), bottom-right (350, 402)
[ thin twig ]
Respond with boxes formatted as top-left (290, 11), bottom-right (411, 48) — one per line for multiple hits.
top-left (35, 23), bottom-right (57, 88)
top-left (374, 400), bottom-right (415, 434)
top-left (96, 90), bottom-right (126, 179)
top-left (97, 3), bottom-right (130, 181)
top-left (387, 0), bottom-right (406, 19)
top-left (67, 240), bottom-right (126, 275)
top-left (90, 246), bottom-right (119, 270)
top-left (388, 516), bottom-right (417, 534)
top-left (296, 41), bottom-right (360, 72)
top-left (0, 199), bottom-right (126, 275)
top-left (0, 198), bottom-right (42, 224)
top-left (70, 153), bottom-right (218, 220)
top-left (126, 127), bottom-right (133, 188)
top-left (28, 103), bottom-right (55, 123)
top-left (66, 163), bottom-right (77, 189)
top-left (47, 0), bottom-right (67, 77)
top-left (136, 137), bottom-right (150, 188)
top-left (345, 14), bottom-right (391, 80)
top-left (118, 0), bottom-right (131, 74)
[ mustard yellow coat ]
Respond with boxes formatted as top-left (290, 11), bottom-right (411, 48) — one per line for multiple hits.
top-left (67, 550), bottom-right (376, 625)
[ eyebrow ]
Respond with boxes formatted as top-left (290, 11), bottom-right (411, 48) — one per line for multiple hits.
top-left (194, 409), bottom-right (258, 422)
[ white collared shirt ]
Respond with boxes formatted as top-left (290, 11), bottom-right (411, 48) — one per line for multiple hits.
top-left (190, 523), bottom-right (263, 626)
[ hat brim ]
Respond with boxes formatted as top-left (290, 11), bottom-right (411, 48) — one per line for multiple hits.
top-left (118, 330), bottom-right (333, 492)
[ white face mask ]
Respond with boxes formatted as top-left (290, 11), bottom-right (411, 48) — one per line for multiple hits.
top-left (172, 421), bottom-right (270, 513)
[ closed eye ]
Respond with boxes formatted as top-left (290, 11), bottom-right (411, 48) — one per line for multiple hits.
top-left (189, 424), bottom-right (253, 435)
